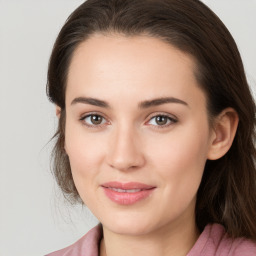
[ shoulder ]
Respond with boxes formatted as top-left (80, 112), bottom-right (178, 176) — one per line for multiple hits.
top-left (45, 224), bottom-right (103, 256)
top-left (188, 223), bottom-right (256, 256)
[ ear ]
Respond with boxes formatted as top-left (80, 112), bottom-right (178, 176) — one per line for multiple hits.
top-left (207, 108), bottom-right (239, 160)
top-left (55, 105), bottom-right (67, 152)
top-left (56, 105), bottom-right (61, 118)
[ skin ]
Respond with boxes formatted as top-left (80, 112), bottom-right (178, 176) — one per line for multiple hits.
top-left (62, 34), bottom-right (238, 256)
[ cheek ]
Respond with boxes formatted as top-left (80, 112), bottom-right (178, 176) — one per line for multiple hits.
top-left (151, 130), bottom-right (208, 167)
top-left (64, 121), bottom-right (106, 198)
top-left (148, 123), bottom-right (210, 199)
top-left (65, 117), bottom-right (106, 164)
top-left (66, 136), bottom-right (99, 173)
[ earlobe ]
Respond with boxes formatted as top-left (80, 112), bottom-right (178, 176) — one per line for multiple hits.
top-left (56, 106), bottom-right (61, 118)
top-left (207, 108), bottom-right (239, 160)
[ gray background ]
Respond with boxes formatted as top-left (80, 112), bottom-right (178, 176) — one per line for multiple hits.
top-left (0, 0), bottom-right (255, 255)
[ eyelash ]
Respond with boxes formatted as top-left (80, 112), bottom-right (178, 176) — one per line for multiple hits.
top-left (79, 112), bottom-right (178, 129)
top-left (79, 112), bottom-right (109, 129)
top-left (146, 113), bottom-right (178, 129)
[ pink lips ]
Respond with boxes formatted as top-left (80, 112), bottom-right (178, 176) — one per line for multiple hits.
top-left (101, 182), bottom-right (156, 205)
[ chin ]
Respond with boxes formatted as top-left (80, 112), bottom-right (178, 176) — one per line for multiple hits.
top-left (108, 222), bottom-right (154, 236)
top-left (100, 211), bottom-right (161, 236)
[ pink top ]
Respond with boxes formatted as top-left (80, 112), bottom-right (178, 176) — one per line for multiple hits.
top-left (46, 223), bottom-right (256, 256)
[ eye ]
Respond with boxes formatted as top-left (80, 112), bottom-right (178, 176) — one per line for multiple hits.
top-left (147, 114), bottom-right (177, 127)
top-left (80, 114), bottom-right (108, 127)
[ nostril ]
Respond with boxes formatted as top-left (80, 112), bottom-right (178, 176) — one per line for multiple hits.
top-left (107, 157), bottom-right (145, 171)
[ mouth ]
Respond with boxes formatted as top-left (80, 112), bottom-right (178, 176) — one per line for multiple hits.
top-left (101, 182), bottom-right (156, 205)
top-left (107, 188), bottom-right (144, 193)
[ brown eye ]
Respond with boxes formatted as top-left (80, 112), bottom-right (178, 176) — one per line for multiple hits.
top-left (147, 114), bottom-right (177, 127)
top-left (90, 115), bottom-right (103, 125)
top-left (155, 116), bottom-right (168, 125)
top-left (81, 114), bottom-right (107, 126)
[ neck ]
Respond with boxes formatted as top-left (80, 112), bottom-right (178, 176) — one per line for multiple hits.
top-left (100, 217), bottom-right (200, 256)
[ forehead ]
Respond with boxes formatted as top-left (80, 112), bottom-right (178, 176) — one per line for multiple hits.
top-left (68, 33), bottom-right (196, 78)
top-left (66, 34), bottom-right (205, 108)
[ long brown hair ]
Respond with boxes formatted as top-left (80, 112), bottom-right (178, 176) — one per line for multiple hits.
top-left (47, 0), bottom-right (256, 240)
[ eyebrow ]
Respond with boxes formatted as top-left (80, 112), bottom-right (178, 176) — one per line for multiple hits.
top-left (139, 97), bottom-right (189, 108)
top-left (70, 96), bottom-right (188, 108)
top-left (71, 97), bottom-right (110, 108)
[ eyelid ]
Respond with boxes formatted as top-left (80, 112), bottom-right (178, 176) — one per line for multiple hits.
top-left (145, 112), bottom-right (178, 128)
top-left (79, 112), bottom-right (110, 128)
top-left (78, 111), bottom-right (177, 129)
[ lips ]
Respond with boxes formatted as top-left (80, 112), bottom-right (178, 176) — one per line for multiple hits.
top-left (101, 182), bottom-right (156, 205)
top-left (108, 188), bottom-right (142, 193)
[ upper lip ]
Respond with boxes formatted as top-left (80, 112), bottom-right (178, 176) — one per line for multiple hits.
top-left (101, 181), bottom-right (155, 190)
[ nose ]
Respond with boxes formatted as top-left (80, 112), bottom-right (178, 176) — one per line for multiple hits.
top-left (106, 126), bottom-right (145, 171)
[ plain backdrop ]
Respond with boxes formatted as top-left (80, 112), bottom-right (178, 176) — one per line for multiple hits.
top-left (0, 1), bottom-right (255, 255)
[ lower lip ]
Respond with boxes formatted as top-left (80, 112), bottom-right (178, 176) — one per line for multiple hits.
top-left (102, 187), bottom-right (155, 205)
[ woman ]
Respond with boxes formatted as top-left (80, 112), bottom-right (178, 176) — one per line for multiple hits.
top-left (46, 0), bottom-right (256, 255)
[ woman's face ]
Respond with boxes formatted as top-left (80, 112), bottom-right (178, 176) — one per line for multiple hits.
top-left (64, 34), bottom-right (215, 236)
